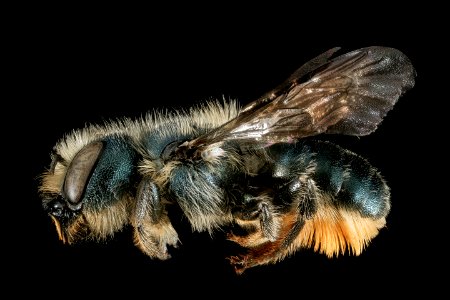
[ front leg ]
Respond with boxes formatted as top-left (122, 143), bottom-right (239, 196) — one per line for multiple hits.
top-left (132, 177), bottom-right (179, 260)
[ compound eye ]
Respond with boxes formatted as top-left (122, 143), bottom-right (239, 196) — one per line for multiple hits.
top-left (49, 198), bottom-right (65, 217)
top-left (63, 142), bottom-right (103, 205)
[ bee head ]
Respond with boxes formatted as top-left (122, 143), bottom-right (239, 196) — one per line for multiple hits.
top-left (41, 141), bottom-right (104, 243)
top-left (40, 136), bottom-right (140, 244)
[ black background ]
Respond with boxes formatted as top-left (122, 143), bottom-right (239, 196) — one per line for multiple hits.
top-left (14, 5), bottom-right (443, 298)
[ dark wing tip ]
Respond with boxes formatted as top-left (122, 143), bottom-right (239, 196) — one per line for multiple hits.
top-left (324, 46), bottom-right (416, 136)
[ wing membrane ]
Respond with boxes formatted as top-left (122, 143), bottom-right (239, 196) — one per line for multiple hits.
top-left (185, 46), bottom-right (415, 151)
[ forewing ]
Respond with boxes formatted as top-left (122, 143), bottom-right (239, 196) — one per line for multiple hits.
top-left (185, 46), bottom-right (415, 151)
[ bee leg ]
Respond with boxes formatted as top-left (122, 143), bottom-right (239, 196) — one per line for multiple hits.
top-left (259, 200), bottom-right (280, 241)
top-left (228, 207), bottom-right (305, 274)
top-left (132, 177), bottom-right (179, 260)
top-left (229, 193), bottom-right (280, 245)
top-left (226, 221), bottom-right (261, 248)
top-left (228, 176), bottom-right (318, 274)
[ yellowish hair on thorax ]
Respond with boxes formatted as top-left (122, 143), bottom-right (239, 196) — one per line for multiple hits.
top-left (152, 161), bottom-right (180, 188)
top-left (190, 99), bottom-right (240, 128)
top-left (138, 158), bottom-right (159, 177)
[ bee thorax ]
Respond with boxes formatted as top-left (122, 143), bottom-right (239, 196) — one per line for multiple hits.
top-left (201, 146), bottom-right (225, 162)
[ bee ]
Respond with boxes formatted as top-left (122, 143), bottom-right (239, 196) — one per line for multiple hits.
top-left (39, 46), bottom-right (415, 274)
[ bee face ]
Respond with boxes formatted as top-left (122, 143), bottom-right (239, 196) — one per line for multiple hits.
top-left (40, 135), bottom-right (141, 243)
top-left (42, 195), bottom-right (84, 243)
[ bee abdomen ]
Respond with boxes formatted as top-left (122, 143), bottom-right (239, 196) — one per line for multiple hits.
top-left (260, 140), bottom-right (391, 259)
top-left (312, 141), bottom-right (390, 219)
top-left (269, 140), bottom-right (390, 220)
